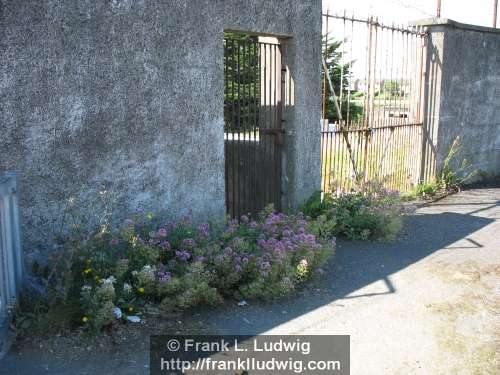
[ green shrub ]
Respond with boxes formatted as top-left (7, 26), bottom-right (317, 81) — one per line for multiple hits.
top-left (402, 138), bottom-right (477, 202)
top-left (403, 182), bottom-right (439, 200)
top-left (16, 206), bottom-right (335, 335)
top-left (437, 137), bottom-right (477, 191)
top-left (302, 181), bottom-right (403, 241)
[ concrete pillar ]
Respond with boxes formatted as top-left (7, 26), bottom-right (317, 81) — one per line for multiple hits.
top-left (412, 18), bottom-right (500, 181)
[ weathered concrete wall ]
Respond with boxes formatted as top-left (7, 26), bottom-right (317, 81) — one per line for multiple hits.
top-left (416, 19), bottom-right (500, 180)
top-left (225, 1), bottom-right (322, 210)
top-left (0, 0), bottom-right (321, 253)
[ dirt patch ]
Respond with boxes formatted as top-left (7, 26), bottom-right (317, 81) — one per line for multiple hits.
top-left (11, 310), bottom-right (218, 366)
top-left (426, 261), bottom-right (500, 374)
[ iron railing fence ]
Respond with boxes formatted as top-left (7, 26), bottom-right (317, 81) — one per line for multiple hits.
top-left (224, 35), bottom-right (284, 218)
top-left (321, 12), bottom-right (428, 193)
top-left (0, 172), bottom-right (23, 352)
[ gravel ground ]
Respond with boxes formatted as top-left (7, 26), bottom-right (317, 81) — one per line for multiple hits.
top-left (1, 187), bottom-right (499, 374)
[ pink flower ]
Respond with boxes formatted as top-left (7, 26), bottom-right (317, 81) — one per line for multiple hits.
top-left (110, 238), bottom-right (119, 246)
top-left (157, 228), bottom-right (168, 237)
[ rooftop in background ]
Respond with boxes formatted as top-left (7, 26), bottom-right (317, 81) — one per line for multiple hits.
top-left (323, 0), bottom-right (498, 29)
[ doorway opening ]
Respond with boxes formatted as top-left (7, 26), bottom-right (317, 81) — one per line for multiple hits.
top-left (224, 33), bottom-right (284, 218)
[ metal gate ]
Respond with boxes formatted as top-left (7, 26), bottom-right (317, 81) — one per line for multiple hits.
top-left (321, 12), bottom-right (427, 193)
top-left (224, 35), bottom-right (283, 218)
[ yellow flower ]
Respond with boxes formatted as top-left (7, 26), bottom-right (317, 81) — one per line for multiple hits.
top-left (128, 307), bottom-right (134, 312)
top-left (83, 268), bottom-right (92, 274)
top-left (81, 316), bottom-right (88, 323)
top-left (138, 287), bottom-right (145, 294)
top-left (94, 276), bottom-right (101, 282)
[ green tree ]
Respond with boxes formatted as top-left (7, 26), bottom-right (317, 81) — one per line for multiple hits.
top-left (382, 80), bottom-right (401, 97)
top-left (323, 38), bottom-right (363, 123)
top-left (223, 32), bottom-right (260, 132)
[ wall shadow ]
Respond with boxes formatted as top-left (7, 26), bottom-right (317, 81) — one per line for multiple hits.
top-left (203, 207), bottom-right (496, 334)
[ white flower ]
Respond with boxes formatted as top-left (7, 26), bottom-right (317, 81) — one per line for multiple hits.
top-left (126, 315), bottom-right (141, 323)
top-left (123, 283), bottom-right (132, 293)
top-left (81, 285), bottom-right (92, 291)
top-left (131, 270), bottom-right (138, 276)
top-left (142, 265), bottom-right (155, 273)
top-left (299, 259), bottom-right (308, 268)
top-left (101, 276), bottom-right (116, 285)
top-left (113, 307), bottom-right (123, 319)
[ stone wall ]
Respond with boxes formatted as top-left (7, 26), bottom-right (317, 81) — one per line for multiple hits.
top-left (0, 0), bottom-right (322, 253)
top-left (415, 19), bottom-right (500, 181)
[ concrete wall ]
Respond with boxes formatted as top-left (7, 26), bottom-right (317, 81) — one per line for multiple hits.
top-left (416, 19), bottom-right (500, 180)
top-left (0, 0), bottom-right (321, 253)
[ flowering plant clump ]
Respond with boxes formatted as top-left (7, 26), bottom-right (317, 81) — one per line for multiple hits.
top-left (46, 206), bottom-right (334, 334)
top-left (209, 207), bottom-right (334, 300)
top-left (302, 180), bottom-right (404, 241)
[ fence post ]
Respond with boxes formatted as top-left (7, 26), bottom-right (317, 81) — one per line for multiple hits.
top-left (0, 172), bottom-right (23, 356)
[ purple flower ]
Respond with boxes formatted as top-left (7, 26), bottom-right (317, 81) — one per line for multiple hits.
top-left (232, 237), bottom-right (244, 247)
top-left (274, 241), bottom-right (286, 253)
top-left (197, 223), bottom-right (210, 239)
top-left (195, 255), bottom-right (207, 262)
top-left (182, 238), bottom-right (196, 249)
top-left (123, 219), bottom-right (134, 227)
top-left (159, 241), bottom-right (171, 251)
top-left (166, 221), bottom-right (177, 231)
top-left (223, 247), bottom-right (233, 256)
top-left (158, 271), bottom-right (172, 283)
top-left (175, 250), bottom-right (191, 262)
top-left (258, 260), bottom-right (271, 277)
top-left (224, 226), bottom-right (236, 235)
top-left (157, 228), bottom-right (168, 237)
top-left (249, 221), bottom-right (259, 230)
top-left (109, 238), bottom-right (119, 246)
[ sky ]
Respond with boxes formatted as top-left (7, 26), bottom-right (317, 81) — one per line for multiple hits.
top-left (322, 0), bottom-right (498, 79)
top-left (323, 0), bottom-right (498, 28)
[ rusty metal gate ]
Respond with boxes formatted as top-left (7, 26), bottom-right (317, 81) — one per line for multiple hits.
top-left (224, 34), bottom-right (283, 218)
top-left (321, 12), bottom-right (428, 193)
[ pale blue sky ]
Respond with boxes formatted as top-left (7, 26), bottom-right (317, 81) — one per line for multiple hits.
top-left (323, 0), bottom-right (497, 28)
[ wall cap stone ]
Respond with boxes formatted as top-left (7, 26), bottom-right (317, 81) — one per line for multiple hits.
top-left (409, 17), bottom-right (500, 35)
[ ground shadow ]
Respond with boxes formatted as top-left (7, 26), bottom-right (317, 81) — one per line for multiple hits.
top-left (202, 206), bottom-right (496, 334)
top-left (0, 196), bottom-right (497, 375)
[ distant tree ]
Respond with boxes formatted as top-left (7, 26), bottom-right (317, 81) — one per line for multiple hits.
top-left (223, 32), bottom-right (260, 132)
top-left (382, 80), bottom-right (401, 97)
top-left (322, 38), bottom-right (363, 123)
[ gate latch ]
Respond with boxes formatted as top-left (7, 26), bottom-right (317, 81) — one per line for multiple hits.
top-left (261, 128), bottom-right (285, 146)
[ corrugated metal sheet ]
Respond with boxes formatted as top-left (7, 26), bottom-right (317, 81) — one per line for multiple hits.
top-left (0, 172), bottom-right (23, 354)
